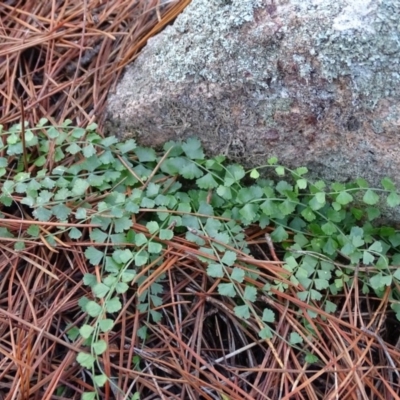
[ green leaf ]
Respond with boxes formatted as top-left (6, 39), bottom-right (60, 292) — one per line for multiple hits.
top-left (69, 227), bottom-right (82, 239)
top-left (363, 189), bottom-right (379, 205)
top-left (146, 221), bottom-right (160, 234)
top-left (239, 203), bottom-right (259, 222)
top-left (33, 207), bottom-right (52, 222)
top-left (225, 164), bottom-right (245, 185)
top-left (370, 273), bottom-right (392, 290)
top-left (238, 186), bottom-right (263, 203)
top-left (275, 166), bottom-right (285, 176)
top-left (279, 200), bottom-right (296, 216)
top-left (389, 233), bottom-right (400, 248)
top-left (105, 297), bottom-right (122, 313)
top-left (314, 278), bottom-right (329, 290)
top-left (301, 207), bottom-right (316, 221)
top-left (27, 225), bottom-right (40, 237)
top-left (148, 242), bottom-right (162, 254)
top-left (363, 251), bottom-right (375, 265)
top-left (221, 251), bottom-right (237, 266)
top-left (116, 139), bottom-right (136, 154)
top-left (66, 142), bottom-right (81, 154)
top-left (381, 177), bottom-right (396, 191)
top-left (387, 192), bottom-right (400, 207)
top-left (115, 282), bottom-right (129, 294)
top-left (231, 267), bottom-right (245, 283)
top-left (324, 300), bottom-right (337, 314)
top-left (135, 250), bottom-right (148, 266)
top-left (289, 332), bottom-right (303, 345)
top-left (135, 233), bottom-right (147, 246)
top-left (234, 304), bottom-right (250, 319)
top-left (121, 270), bottom-right (136, 283)
top-left (268, 157), bottom-right (278, 165)
top-left (259, 326), bottom-right (273, 339)
top-left (276, 181), bottom-right (293, 195)
top-left (83, 273), bottom-right (97, 287)
top-left (79, 324), bottom-right (94, 339)
top-left (356, 178), bottom-right (369, 188)
top-left (305, 353), bottom-right (319, 364)
top-left (350, 226), bottom-right (364, 238)
top-left (114, 216), bottom-right (132, 233)
top-left (260, 199), bottom-right (279, 217)
top-left (297, 291), bottom-right (309, 301)
top-left (250, 169), bottom-right (260, 179)
top-left (102, 275), bottom-right (117, 287)
top-left (196, 173), bottom-right (219, 189)
top-left (310, 289), bottom-right (322, 301)
top-left (336, 192), bottom-right (353, 205)
top-left (180, 161), bottom-right (203, 179)
top-left (75, 207), bottom-right (87, 219)
top-left (369, 241), bottom-right (383, 253)
top-left (216, 185), bottom-right (232, 200)
top-left (90, 229), bottom-right (108, 243)
top-left (83, 144), bottom-right (96, 158)
top-left (85, 301), bottom-right (103, 317)
top-left (218, 283), bottom-right (236, 297)
top-left (309, 195), bottom-right (325, 210)
top-left (243, 286), bottom-right (257, 302)
top-left (77, 352), bottom-right (95, 369)
top-left (93, 374), bottom-right (108, 387)
top-left (295, 166), bottom-right (308, 176)
top-left (69, 127), bottom-right (84, 138)
top-left (270, 226), bottom-right (288, 242)
top-left (72, 178), bottom-right (89, 196)
top-left (78, 296), bottom-right (90, 311)
top-left (262, 308), bottom-right (275, 323)
top-left (137, 326), bottom-right (148, 340)
top-left (101, 136), bottom-right (118, 147)
top-left (293, 233), bottom-right (309, 247)
top-left (135, 146), bottom-right (157, 162)
top-left (67, 326), bottom-right (80, 341)
top-left (99, 319), bottom-right (114, 332)
top-left (81, 392), bottom-right (97, 400)
top-left (150, 310), bottom-right (162, 322)
top-left (197, 202), bottom-right (214, 216)
top-left (159, 229), bottom-right (174, 240)
top-left (366, 207), bottom-right (380, 221)
top-left (352, 235), bottom-right (364, 248)
top-left (182, 137), bottom-right (204, 159)
top-left (204, 218), bottom-right (222, 237)
top-left (296, 179), bottom-right (307, 189)
top-left (341, 242), bottom-right (356, 256)
top-left (85, 247), bottom-right (104, 265)
top-left (207, 263), bottom-right (224, 278)
top-left (321, 221), bottom-right (337, 235)
top-left (92, 340), bottom-right (107, 355)
top-left (93, 283), bottom-right (110, 298)
top-left (86, 122), bottom-right (98, 131)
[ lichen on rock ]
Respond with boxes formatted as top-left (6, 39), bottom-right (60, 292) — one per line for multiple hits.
top-left (105, 0), bottom-right (400, 207)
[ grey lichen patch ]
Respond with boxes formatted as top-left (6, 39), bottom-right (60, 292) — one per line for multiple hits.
top-left (313, 1), bottom-right (400, 109)
top-left (149, 0), bottom-right (266, 84)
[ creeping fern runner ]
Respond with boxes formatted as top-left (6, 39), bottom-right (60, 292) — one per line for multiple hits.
top-left (1, 120), bottom-right (400, 399)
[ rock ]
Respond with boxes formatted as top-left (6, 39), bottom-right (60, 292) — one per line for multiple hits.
top-left (105, 0), bottom-right (400, 193)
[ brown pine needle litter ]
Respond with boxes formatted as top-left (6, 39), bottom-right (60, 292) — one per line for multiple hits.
top-left (0, 0), bottom-right (191, 128)
top-left (1, 1), bottom-right (400, 399)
